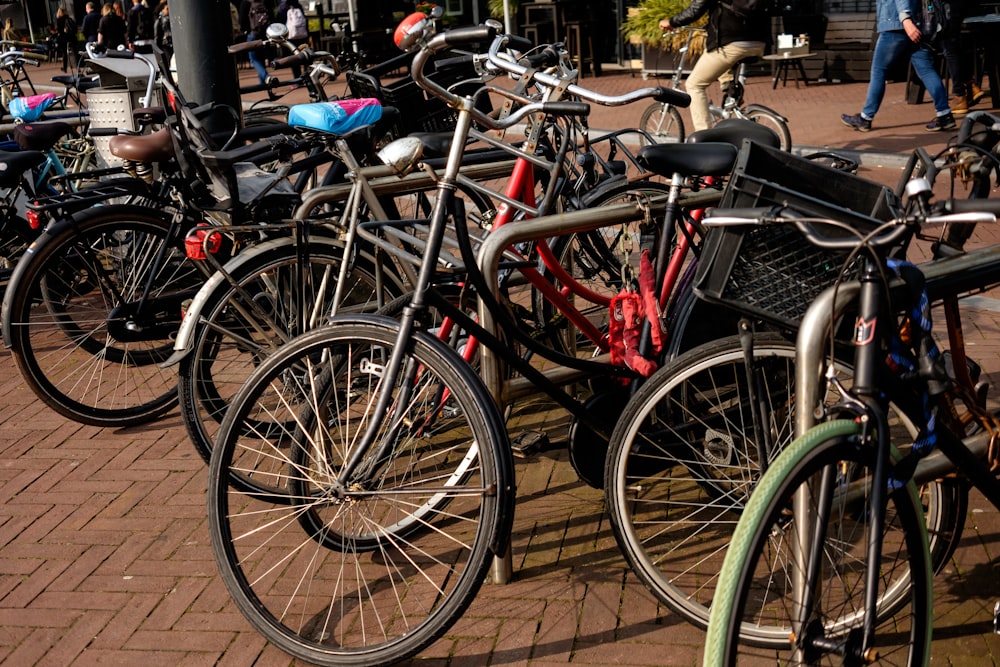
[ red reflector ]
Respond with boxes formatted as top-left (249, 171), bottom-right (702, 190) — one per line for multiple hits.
top-left (26, 208), bottom-right (42, 230)
top-left (184, 226), bottom-right (221, 260)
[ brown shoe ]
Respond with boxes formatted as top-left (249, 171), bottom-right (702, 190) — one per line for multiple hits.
top-left (969, 81), bottom-right (986, 106)
top-left (952, 94), bottom-right (969, 116)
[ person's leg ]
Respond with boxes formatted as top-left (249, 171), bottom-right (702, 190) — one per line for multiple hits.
top-left (910, 43), bottom-right (951, 115)
top-left (685, 47), bottom-right (739, 132)
top-left (861, 30), bottom-right (909, 120)
top-left (247, 33), bottom-right (268, 84)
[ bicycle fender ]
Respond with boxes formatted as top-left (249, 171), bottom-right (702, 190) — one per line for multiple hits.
top-left (2, 204), bottom-right (159, 347)
top-left (743, 104), bottom-right (788, 123)
top-left (163, 233), bottom-right (351, 366)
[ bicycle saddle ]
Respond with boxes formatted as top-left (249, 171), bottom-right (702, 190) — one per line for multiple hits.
top-left (109, 128), bottom-right (174, 164)
top-left (0, 150), bottom-right (45, 187)
top-left (637, 142), bottom-right (738, 178)
top-left (687, 118), bottom-right (780, 150)
top-left (14, 121), bottom-right (74, 152)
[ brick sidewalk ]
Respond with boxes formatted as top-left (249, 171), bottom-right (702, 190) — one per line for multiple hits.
top-left (0, 58), bottom-right (997, 665)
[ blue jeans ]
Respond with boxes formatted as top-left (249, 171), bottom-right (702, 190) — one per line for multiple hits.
top-left (862, 30), bottom-right (949, 119)
top-left (247, 33), bottom-right (268, 85)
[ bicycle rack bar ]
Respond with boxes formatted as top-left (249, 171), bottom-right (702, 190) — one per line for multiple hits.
top-left (477, 188), bottom-right (720, 584)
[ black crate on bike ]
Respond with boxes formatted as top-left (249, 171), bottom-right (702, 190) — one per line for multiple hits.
top-left (693, 141), bottom-right (902, 329)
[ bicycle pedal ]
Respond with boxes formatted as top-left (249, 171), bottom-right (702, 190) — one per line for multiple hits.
top-left (511, 430), bottom-right (549, 459)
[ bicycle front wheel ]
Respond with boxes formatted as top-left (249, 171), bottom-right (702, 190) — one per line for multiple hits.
top-left (639, 102), bottom-right (685, 144)
top-left (3, 206), bottom-right (200, 426)
top-left (208, 316), bottom-right (514, 666)
top-left (745, 108), bottom-right (792, 152)
top-left (704, 420), bottom-right (933, 666)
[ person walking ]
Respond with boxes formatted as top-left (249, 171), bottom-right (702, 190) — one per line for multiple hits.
top-left (938, 0), bottom-right (984, 116)
top-left (239, 0), bottom-right (274, 86)
top-left (276, 0), bottom-right (308, 82)
top-left (841, 0), bottom-right (954, 132)
top-left (55, 7), bottom-right (78, 72)
top-left (658, 0), bottom-right (768, 132)
top-left (97, 1), bottom-right (128, 51)
top-left (127, 0), bottom-right (154, 52)
top-left (81, 2), bottom-right (101, 43)
top-left (154, 1), bottom-right (172, 62)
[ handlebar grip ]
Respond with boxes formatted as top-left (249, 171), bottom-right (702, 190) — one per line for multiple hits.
top-left (272, 51), bottom-right (308, 69)
top-left (88, 127), bottom-right (121, 137)
top-left (19, 51), bottom-right (47, 63)
top-left (433, 53), bottom-right (475, 70)
top-left (442, 25), bottom-right (497, 48)
top-left (228, 39), bottom-right (264, 54)
top-left (524, 44), bottom-right (560, 68)
top-left (240, 81), bottom-right (275, 94)
top-left (942, 197), bottom-right (1000, 216)
top-left (652, 86), bottom-right (691, 108)
top-left (540, 101), bottom-right (590, 117)
top-left (100, 48), bottom-right (135, 59)
top-left (506, 34), bottom-right (534, 52)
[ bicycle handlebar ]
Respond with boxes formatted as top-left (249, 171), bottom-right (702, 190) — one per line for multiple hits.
top-left (228, 39), bottom-right (265, 54)
top-left (704, 203), bottom-right (996, 252)
top-left (956, 110), bottom-right (1000, 144)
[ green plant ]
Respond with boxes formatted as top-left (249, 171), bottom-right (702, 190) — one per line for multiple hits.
top-left (487, 0), bottom-right (518, 20)
top-left (622, 0), bottom-right (706, 52)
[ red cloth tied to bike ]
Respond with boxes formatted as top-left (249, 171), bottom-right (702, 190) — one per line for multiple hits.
top-left (608, 250), bottom-right (662, 378)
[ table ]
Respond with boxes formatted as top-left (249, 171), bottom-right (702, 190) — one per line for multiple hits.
top-left (762, 52), bottom-right (816, 88)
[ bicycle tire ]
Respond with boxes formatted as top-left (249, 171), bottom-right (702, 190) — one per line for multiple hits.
top-left (208, 316), bottom-right (514, 666)
top-left (639, 102), bottom-right (685, 144)
top-left (745, 108), bottom-right (792, 152)
top-left (2, 205), bottom-right (202, 426)
top-left (605, 334), bottom-right (953, 643)
top-left (535, 180), bottom-right (674, 357)
top-left (177, 232), bottom-right (405, 471)
top-left (704, 419), bottom-right (933, 665)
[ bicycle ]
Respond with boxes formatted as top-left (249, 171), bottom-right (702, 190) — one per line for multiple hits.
top-left (202, 18), bottom-right (711, 665)
top-left (639, 28), bottom-right (792, 150)
top-left (703, 137), bottom-right (1000, 663)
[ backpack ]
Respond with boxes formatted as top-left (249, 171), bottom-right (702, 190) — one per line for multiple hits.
top-left (249, 0), bottom-right (271, 35)
top-left (724, 0), bottom-right (779, 20)
top-left (919, 0), bottom-right (952, 43)
top-left (286, 6), bottom-right (307, 40)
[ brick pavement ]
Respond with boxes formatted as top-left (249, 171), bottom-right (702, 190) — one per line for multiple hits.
top-left (0, 58), bottom-right (996, 665)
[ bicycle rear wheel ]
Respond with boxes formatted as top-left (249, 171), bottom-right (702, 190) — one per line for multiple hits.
top-left (2, 206), bottom-right (200, 426)
top-left (208, 316), bottom-right (514, 666)
top-left (704, 419), bottom-right (933, 665)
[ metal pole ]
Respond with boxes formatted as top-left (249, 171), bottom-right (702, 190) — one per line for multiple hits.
top-left (169, 0), bottom-right (241, 122)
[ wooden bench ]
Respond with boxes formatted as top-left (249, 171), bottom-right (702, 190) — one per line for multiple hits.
top-left (784, 13), bottom-right (876, 82)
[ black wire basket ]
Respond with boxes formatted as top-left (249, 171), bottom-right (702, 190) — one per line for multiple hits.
top-left (693, 141), bottom-right (902, 329)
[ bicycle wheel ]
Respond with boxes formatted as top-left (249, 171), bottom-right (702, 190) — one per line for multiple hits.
top-left (639, 102), bottom-right (685, 144)
top-left (745, 108), bottom-right (792, 152)
top-left (535, 180), bottom-right (674, 357)
top-left (2, 206), bottom-right (202, 426)
top-left (604, 334), bottom-right (952, 643)
top-left (177, 233), bottom-right (405, 470)
top-left (704, 419), bottom-right (933, 666)
top-left (208, 316), bottom-right (514, 666)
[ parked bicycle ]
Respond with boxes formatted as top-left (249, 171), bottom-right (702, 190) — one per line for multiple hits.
top-left (703, 119), bottom-right (1000, 663)
top-left (639, 27), bottom-right (791, 150)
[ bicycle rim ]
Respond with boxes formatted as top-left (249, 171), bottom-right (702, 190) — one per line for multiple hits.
top-left (4, 208), bottom-right (197, 425)
top-left (208, 317), bottom-right (513, 665)
top-left (706, 420), bottom-right (933, 665)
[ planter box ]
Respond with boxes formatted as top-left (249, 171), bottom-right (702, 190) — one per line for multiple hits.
top-left (641, 45), bottom-right (683, 79)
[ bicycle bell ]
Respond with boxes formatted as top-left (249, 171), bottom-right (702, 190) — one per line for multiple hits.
top-left (266, 23), bottom-right (289, 40)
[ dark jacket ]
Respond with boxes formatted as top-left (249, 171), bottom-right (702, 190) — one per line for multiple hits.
top-left (81, 9), bottom-right (100, 42)
top-left (669, 0), bottom-right (769, 51)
